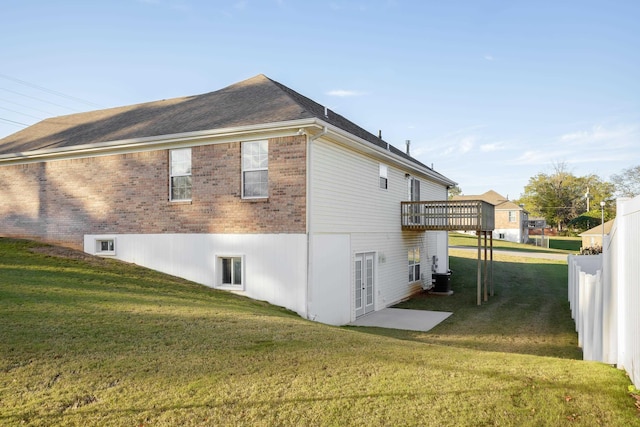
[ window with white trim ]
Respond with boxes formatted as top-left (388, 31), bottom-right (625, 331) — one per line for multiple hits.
top-left (242, 140), bottom-right (268, 198)
top-left (408, 248), bottom-right (420, 282)
top-left (379, 164), bottom-right (388, 189)
top-left (218, 256), bottom-right (243, 288)
top-left (170, 148), bottom-right (192, 201)
top-left (95, 238), bottom-right (116, 256)
top-left (508, 210), bottom-right (517, 222)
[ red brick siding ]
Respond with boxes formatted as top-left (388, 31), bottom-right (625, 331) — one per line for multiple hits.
top-left (0, 135), bottom-right (307, 249)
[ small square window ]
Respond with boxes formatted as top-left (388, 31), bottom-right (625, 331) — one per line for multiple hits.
top-left (95, 238), bottom-right (116, 256)
top-left (218, 256), bottom-right (244, 289)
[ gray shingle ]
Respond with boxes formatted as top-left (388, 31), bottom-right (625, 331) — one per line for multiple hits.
top-left (0, 74), bottom-right (446, 178)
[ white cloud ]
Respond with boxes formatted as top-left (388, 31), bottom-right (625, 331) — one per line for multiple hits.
top-left (326, 89), bottom-right (366, 97)
top-left (484, 54), bottom-right (494, 61)
top-left (234, 1), bottom-right (248, 10)
top-left (513, 149), bottom-right (571, 165)
top-left (559, 123), bottom-right (637, 146)
top-left (480, 142), bottom-right (504, 152)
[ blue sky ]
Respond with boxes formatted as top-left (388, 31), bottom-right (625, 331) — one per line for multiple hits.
top-left (1, 0), bottom-right (638, 199)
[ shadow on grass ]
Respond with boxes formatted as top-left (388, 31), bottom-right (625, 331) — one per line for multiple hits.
top-left (352, 253), bottom-right (582, 360)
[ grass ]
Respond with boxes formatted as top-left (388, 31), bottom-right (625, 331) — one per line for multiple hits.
top-left (450, 232), bottom-right (581, 254)
top-left (1, 238), bottom-right (638, 426)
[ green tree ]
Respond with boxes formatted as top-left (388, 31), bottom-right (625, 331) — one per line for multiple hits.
top-left (448, 185), bottom-right (462, 199)
top-left (610, 165), bottom-right (640, 197)
top-left (517, 163), bottom-right (614, 232)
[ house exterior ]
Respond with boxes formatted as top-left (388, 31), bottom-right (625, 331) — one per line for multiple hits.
top-left (452, 190), bottom-right (529, 243)
top-left (579, 220), bottom-right (614, 249)
top-left (0, 74), bottom-right (456, 325)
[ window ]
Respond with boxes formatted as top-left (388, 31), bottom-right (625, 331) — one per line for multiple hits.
top-left (409, 177), bottom-right (421, 224)
top-left (499, 233), bottom-right (505, 239)
top-left (242, 140), bottom-right (268, 198)
top-left (410, 177), bottom-right (420, 201)
top-left (170, 148), bottom-right (192, 201)
top-left (379, 164), bottom-right (388, 189)
top-left (218, 256), bottom-right (243, 288)
top-left (408, 248), bottom-right (420, 283)
top-left (95, 238), bottom-right (115, 256)
top-left (508, 211), bottom-right (517, 222)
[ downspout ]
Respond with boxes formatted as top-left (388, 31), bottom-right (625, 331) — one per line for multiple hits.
top-left (305, 126), bottom-right (328, 321)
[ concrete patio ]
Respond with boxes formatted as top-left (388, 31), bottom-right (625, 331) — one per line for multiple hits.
top-left (348, 308), bottom-right (452, 332)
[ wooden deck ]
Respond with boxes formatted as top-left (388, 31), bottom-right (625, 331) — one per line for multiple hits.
top-left (401, 200), bottom-right (495, 232)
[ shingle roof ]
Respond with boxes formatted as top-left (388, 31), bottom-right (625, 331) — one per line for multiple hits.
top-left (0, 74), bottom-right (445, 178)
top-left (579, 219), bottom-right (615, 236)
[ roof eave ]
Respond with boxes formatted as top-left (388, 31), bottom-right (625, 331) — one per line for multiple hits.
top-left (313, 119), bottom-right (457, 188)
top-left (0, 118), bottom-right (321, 164)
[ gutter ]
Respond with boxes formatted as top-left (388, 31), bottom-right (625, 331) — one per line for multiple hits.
top-left (0, 118), bottom-right (322, 165)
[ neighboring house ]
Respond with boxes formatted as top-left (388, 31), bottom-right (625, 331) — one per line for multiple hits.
top-left (579, 220), bottom-right (614, 248)
top-left (0, 74), bottom-right (457, 326)
top-left (452, 190), bottom-right (529, 243)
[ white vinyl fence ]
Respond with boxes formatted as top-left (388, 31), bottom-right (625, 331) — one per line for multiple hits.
top-left (568, 195), bottom-right (640, 387)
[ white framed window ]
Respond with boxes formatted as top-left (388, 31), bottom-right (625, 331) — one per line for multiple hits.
top-left (242, 140), bottom-right (268, 198)
top-left (95, 237), bottom-right (116, 256)
top-left (379, 164), bottom-right (388, 189)
top-left (408, 248), bottom-right (420, 283)
top-left (170, 148), bottom-right (192, 201)
top-left (217, 255), bottom-right (244, 289)
top-left (508, 211), bottom-right (517, 222)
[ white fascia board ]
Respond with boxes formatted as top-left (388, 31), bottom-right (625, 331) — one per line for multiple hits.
top-left (313, 119), bottom-right (457, 188)
top-left (0, 118), bottom-right (320, 165)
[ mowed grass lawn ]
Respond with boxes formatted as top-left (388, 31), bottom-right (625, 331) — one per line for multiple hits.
top-left (1, 239), bottom-right (638, 426)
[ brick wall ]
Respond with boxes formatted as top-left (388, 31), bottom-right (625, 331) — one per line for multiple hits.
top-left (494, 209), bottom-right (519, 229)
top-left (0, 135), bottom-right (307, 249)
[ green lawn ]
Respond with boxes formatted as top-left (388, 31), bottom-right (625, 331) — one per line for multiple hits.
top-left (450, 232), bottom-right (582, 254)
top-left (0, 238), bottom-right (637, 426)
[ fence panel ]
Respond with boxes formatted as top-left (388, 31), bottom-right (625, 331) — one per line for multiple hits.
top-left (569, 195), bottom-right (640, 387)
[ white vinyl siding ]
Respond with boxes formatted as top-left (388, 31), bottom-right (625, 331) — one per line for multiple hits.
top-left (309, 138), bottom-right (451, 319)
top-left (84, 233), bottom-right (307, 318)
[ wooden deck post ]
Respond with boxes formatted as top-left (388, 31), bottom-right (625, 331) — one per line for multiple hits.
top-left (477, 231), bottom-right (482, 306)
top-left (483, 231), bottom-right (488, 302)
top-left (490, 233), bottom-right (494, 296)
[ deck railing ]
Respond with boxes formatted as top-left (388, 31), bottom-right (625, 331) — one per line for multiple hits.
top-left (401, 200), bottom-right (495, 231)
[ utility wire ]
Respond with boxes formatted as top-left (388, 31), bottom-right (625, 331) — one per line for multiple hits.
top-left (0, 106), bottom-right (43, 120)
top-left (0, 87), bottom-right (82, 112)
top-left (0, 117), bottom-right (29, 127)
top-left (0, 73), bottom-right (104, 108)
top-left (0, 97), bottom-right (56, 116)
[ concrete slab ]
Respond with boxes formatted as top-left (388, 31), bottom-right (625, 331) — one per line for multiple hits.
top-left (348, 308), bottom-right (452, 332)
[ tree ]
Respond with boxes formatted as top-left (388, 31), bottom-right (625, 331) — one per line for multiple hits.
top-left (516, 163), bottom-right (614, 232)
top-left (448, 185), bottom-right (462, 199)
top-left (610, 165), bottom-right (640, 197)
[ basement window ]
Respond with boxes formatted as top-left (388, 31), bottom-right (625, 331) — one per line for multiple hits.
top-left (95, 238), bottom-right (116, 256)
top-left (217, 255), bottom-right (244, 289)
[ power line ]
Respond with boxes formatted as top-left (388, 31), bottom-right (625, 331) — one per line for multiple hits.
top-left (0, 106), bottom-right (43, 120)
top-left (0, 117), bottom-right (29, 127)
top-left (0, 97), bottom-right (56, 116)
top-left (0, 87), bottom-right (82, 112)
top-left (0, 73), bottom-right (104, 108)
